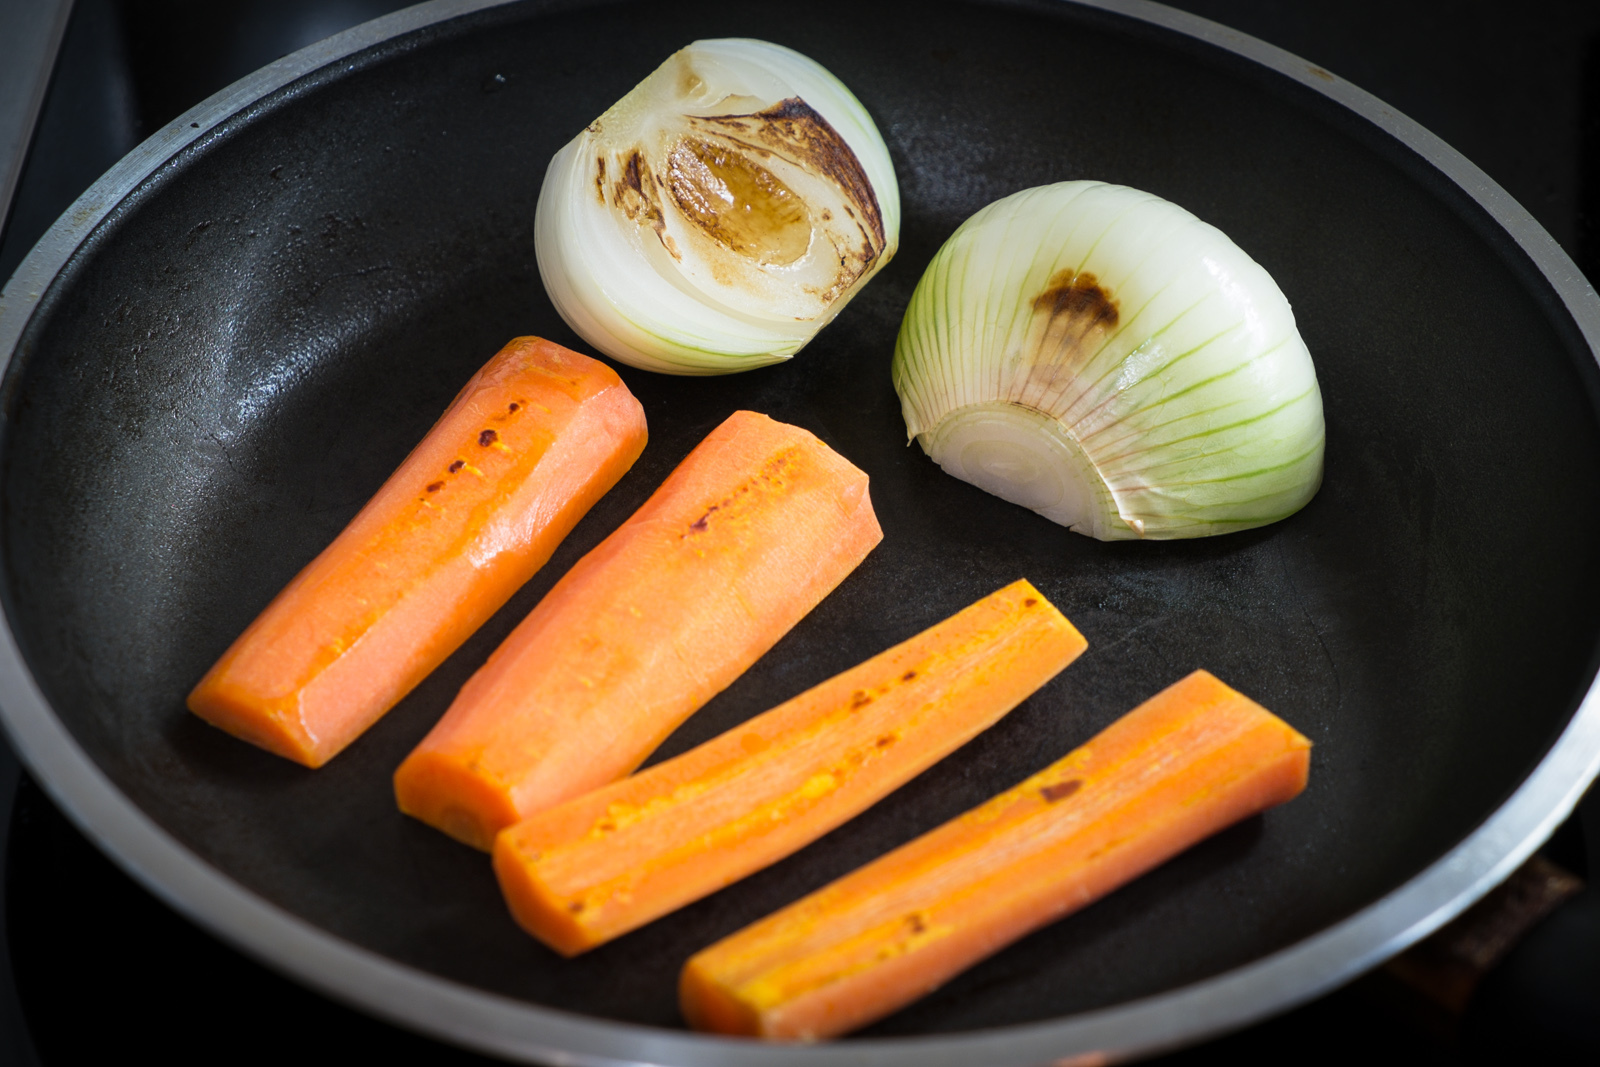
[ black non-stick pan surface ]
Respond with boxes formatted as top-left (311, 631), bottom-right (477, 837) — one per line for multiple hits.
top-left (2, 0), bottom-right (1599, 1064)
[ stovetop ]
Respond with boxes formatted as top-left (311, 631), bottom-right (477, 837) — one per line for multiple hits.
top-left (1, 2), bottom-right (1595, 1063)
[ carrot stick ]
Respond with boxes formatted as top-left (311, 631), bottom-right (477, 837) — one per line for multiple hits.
top-left (680, 669), bottom-right (1312, 1040)
top-left (493, 579), bottom-right (1088, 956)
top-left (187, 337), bottom-right (647, 768)
top-left (393, 410), bottom-right (883, 850)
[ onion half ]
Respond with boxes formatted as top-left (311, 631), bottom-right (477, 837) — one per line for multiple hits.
top-left (536, 39), bottom-right (900, 375)
top-left (893, 182), bottom-right (1324, 540)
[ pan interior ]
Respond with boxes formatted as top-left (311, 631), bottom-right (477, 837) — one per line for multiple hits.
top-left (4, 0), bottom-right (1599, 1037)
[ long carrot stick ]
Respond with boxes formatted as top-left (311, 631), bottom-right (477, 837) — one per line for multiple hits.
top-left (187, 337), bottom-right (647, 768)
top-left (680, 669), bottom-right (1312, 1040)
top-left (492, 579), bottom-right (1087, 956)
top-left (394, 410), bottom-right (883, 850)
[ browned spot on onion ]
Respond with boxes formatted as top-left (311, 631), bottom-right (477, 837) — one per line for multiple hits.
top-left (1012, 270), bottom-right (1121, 403)
top-left (665, 138), bottom-right (812, 266)
top-left (675, 60), bottom-right (705, 98)
top-left (1032, 270), bottom-right (1119, 331)
top-left (613, 149), bottom-right (665, 238)
top-left (700, 97), bottom-right (885, 252)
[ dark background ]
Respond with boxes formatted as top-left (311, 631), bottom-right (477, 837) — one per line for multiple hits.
top-left (0, 1), bottom-right (1596, 1063)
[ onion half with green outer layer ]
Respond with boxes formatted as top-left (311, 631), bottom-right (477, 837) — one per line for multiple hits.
top-left (535, 39), bottom-right (900, 375)
top-left (892, 181), bottom-right (1324, 540)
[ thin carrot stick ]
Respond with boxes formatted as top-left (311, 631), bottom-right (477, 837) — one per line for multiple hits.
top-left (493, 579), bottom-right (1087, 955)
top-left (680, 669), bottom-right (1311, 1040)
top-left (393, 410), bottom-right (883, 850)
top-left (187, 337), bottom-right (647, 768)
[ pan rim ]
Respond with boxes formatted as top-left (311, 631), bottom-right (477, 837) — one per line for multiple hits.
top-left (2, 0), bottom-right (1599, 1063)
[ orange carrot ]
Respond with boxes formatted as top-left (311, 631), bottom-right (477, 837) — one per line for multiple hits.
top-left (187, 337), bottom-right (647, 768)
top-left (493, 579), bottom-right (1087, 956)
top-left (680, 669), bottom-right (1311, 1040)
top-left (393, 410), bottom-right (883, 850)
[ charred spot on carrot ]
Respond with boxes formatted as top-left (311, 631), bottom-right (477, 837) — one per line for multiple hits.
top-left (1041, 779), bottom-right (1082, 802)
top-left (448, 460), bottom-right (464, 473)
top-left (478, 429), bottom-right (498, 447)
top-left (426, 482), bottom-right (444, 493)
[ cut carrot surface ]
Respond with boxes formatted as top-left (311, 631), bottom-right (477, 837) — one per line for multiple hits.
top-left (394, 410), bottom-right (883, 851)
top-left (493, 579), bottom-right (1088, 956)
top-left (187, 337), bottom-right (647, 768)
top-left (680, 669), bottom-right (1311, 1041)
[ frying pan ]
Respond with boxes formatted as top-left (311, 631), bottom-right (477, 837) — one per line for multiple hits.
top-left (2, 0), bottom-right (1598, 1063)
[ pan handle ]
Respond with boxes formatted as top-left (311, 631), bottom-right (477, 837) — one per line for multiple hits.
top-left (1372, 795), bottom-right (1597, 1052)
top-left (0, 0), bottom-right (75, 244)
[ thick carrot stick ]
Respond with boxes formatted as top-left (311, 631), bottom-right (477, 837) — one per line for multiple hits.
top-left (394, 410), bottom-right (883, 850)
top-left (680, 669), bottom-right (1311, 1040)
top-left (493, 579), bottom-right (1087, 956)
top-left (187, 337), bottom-right (647, 768)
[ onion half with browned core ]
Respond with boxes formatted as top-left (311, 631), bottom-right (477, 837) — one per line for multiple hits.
top-left (893, 182), bottom-right (1324, 540)
top-left (535, 39), bottom-right (900, 375)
